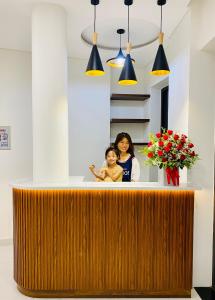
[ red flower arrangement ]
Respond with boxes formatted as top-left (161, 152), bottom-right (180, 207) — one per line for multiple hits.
top-left (141, 129), bottom-right (199, 185)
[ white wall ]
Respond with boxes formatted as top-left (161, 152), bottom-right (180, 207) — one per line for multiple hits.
top-left (189, 0), bottom-right (215, 51)
top-left (189, 49), bottom-right (215, 286)
top-left (188, 0), bottom-right (215, 286)
top-left (68, 58), bottom-right (110, 181)
top-left (0, 49), bottom-right (32, 240)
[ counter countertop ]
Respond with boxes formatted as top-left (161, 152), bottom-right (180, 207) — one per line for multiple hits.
top-left (11, 177), bottom-right (200, 190)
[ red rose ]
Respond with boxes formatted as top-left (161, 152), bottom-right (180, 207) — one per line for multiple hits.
top-left (167, 142), bottom-right (172, 148)
top-left (188, 143), bottom-right (194, 148)
top-left (148, 152), bottom-right (154, 158)
top-left (158, 150), bottom-right (164, 157)
top-left (156, 133), bottom-right (161, 138)
top-left (172, 154), bottom-right (176, 159)
top-left (158, 141), bottom-right (164, 147)
top-left (180, 155), bottom-right (186, 161)
top-left (162, 158), bottom-right (167, 162)
top-left (163, 134), bottom-right (168, 140)
top-left (167, 130), bottom-right (173, 135)
top-left (174, 134), bottom-right (179, 141)
top-left (177, 144), bottom-right (182, 150)
top-left (164, 146), bottom-right (170, 153)
top-left (191, 151), bottom-right (196, 157)
top-left (181, 138), bottom-right (186, 144)
top-left (148, 141), bottom-right (153, 147)
top-left (182, 134), bottom-right (187, 139)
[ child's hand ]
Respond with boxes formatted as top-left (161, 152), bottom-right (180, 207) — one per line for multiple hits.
top-left (89, 164), bottom-right (95, 171)
top-left (103, 167), bottom-right (108, 174)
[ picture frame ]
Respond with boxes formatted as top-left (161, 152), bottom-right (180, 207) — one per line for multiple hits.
top-left (0, 126), bottom-right (11, 150)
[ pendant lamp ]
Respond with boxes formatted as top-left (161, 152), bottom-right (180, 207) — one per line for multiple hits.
top-left (85, 0), bottom-right (105, 76)
top-left (150, 0), bottom-right (170, 76)
top-left (118, 0), bottom-right (137, 85)
top-left (106, 29), bottom-right (135, 68)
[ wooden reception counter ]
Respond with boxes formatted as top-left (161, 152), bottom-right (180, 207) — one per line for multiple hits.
top-left (12, 181), bottom-right (196, 298)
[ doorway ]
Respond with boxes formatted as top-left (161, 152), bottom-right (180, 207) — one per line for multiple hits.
top-left (213, 152), bottom-right (215, 289)
top-left (161, 86), bottom-right (169, 131)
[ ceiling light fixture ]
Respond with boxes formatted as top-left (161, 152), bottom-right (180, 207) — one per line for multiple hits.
top-left (118, 0), bottom-right (137, 85)
top-left (106, 29), bottom-right (135, 68)
top-left (150, 0), bottom-right (170, 76)
top-left (85, 0), bottom-right (105, 76)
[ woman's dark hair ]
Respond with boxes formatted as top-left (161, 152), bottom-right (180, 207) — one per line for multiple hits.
top-left (114, 132), bottom-right (135, 158)
top-left (105, 146), bottom-right (120, 159)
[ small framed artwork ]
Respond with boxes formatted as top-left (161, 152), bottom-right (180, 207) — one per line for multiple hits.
top-left (0, 126), bottom-right (11, 150)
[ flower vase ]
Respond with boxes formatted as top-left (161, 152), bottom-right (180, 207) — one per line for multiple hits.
top-left (159, 167), bottom-right (180, 186)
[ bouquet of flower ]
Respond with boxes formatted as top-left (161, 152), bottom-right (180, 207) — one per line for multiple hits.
top-left (140, 129), bottom-right (199, 185)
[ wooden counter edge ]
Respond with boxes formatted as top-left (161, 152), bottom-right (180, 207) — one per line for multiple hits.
top-left (17, 286), bottom-right (191, 298)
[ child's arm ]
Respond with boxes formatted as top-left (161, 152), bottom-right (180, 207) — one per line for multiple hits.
top-left (89, 165), bottom-right (105, 181)
top-left (105, 167), bottom-right (123, 182)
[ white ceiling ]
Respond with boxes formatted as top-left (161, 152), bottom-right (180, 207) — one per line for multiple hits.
top-left (81, 18), bottom-right (159, 50)
top-left (0, 0), bottom-right (190, 67)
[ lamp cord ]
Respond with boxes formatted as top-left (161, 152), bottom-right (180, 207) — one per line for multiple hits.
top-left (120, 34), bottom-right (122, 49)
top-left (128, 5), bottom-right (130, 43)
top-left (94, 5), bottom-right (96, 32)
top-left (160, 5), bottom-right (163, 33)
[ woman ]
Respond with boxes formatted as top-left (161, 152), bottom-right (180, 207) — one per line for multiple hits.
top-left (114, 132), bottom-right (140, 182)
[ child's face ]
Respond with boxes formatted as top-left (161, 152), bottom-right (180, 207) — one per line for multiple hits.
top-left (117, 137), bottom-right (129, 153)
top-left (106, 151), bottom-right (118, 165)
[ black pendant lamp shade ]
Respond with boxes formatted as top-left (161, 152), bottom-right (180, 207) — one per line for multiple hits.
top-left (85, 0), bottom-right (105, 76)
top-left (86, 44), bottom-right (104, 76)
top-left (150, 42), bottom-right (170, 76)
top-left (150, 0), bottom-right (170, 76)
top-left (118, 0), bottom-right (137, 85)
top-left (106, 29), bottom-right (135, 68)
top-left (108, 48), bottom-right (126, 68)
top-left (119, 53), bottom-right (137, 85)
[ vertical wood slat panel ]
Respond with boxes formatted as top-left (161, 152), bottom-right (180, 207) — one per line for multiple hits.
top-left (13, 189), bottom-right (194, 297)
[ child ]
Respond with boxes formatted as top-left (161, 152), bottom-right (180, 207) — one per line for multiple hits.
top-left (89, 147), bottom-right (123, 182)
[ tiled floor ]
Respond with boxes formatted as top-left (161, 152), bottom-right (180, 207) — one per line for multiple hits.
top-left (0, 244), bottom-right (201, 300)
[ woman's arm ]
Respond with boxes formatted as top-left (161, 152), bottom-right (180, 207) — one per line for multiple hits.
top-left (131, 158), bottom-right (140, 182)
top-left (105, 168), bottom-right (123, 182)
top-left (89, 165), bottom-right (105, 181)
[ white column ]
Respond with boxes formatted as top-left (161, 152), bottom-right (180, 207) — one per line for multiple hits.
top-left (32, 4), bottom-right (69, 182)
top-left (189, 0), bottom-right (215, 286)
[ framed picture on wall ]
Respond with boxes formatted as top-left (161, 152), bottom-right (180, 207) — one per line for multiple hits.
top-left (0, 126), bottom-right (11, 150)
